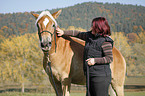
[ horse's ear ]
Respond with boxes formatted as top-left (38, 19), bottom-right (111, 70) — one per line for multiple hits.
top-left (52, 10), bottom-right (62, 19)
top-left (31, 12), bottom-right (39, 19)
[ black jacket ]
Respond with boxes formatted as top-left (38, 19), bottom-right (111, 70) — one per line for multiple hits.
top-left (83, 32), bottom-right (113, 76)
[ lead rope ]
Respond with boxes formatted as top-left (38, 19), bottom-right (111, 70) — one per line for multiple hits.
top-left (46, 53), bottom-right (60, 96)
top-left (47, 26), bottom-right (59, 96)
top-left (86, 65), bottom-right (90, 96)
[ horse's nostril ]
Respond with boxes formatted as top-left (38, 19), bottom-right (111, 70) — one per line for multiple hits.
top-left (41, 43), bottom-right (45, 47)
top-left (41, 42), bottom-right (51, 47)
top-left (49, 42), bottom-right (52, 45)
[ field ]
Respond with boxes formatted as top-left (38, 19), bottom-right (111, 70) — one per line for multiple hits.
top-left (0, 91), bottom-right (145, 96)
top-left (0, 76), bottom-right (145, 96)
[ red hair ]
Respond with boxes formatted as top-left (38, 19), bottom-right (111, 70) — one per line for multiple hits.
top-left (92, 17), bottom-right (111, 36)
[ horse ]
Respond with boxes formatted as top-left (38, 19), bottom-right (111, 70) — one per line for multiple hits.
top-left (31, 10), bottom-right (126, 96)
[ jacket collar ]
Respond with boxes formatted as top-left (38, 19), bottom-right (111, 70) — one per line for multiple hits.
top-left (89, 31), bottom-right (103, 39)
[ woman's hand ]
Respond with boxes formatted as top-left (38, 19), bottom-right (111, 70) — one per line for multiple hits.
top-left (56, 27), bottom-right (64, 36)
top-left (86, 58), bottom-right (95, 66)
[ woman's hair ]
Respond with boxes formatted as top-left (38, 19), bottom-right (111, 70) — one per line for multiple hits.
top-left (91, 17), bottom-right (111, 36)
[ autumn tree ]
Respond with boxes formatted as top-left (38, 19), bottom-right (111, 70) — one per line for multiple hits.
top-left (129, 31), bottom-right (145, 76)
top-left (67, 26), bottom-right (86, 31)
top-left (111, 32), bottom-right (132, 58)
top-left (111, 32), bottom-right (135, 76)
top-left (0, 33), bottom-right (46, 92)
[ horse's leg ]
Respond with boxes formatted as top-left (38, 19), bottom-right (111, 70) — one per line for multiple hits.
top-left (48, 75), bottom-right (63, 96)
top-left (109, 84), bottom-right (116, 96)
top-left (111, 47), bottom-right (126, 96)
top-left (61, 77), bottom-right (71, 96)
top-left (111, 79), bottom-right (124, 96)
top-left (110, 65), bottom-right (126, 96)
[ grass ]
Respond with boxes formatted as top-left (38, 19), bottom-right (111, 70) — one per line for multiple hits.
top-left (0, 92), bottom-right (85, 96)
top-left (125, 91), bottom-right (145, 96)
top-left (0, 92), bottom-right (145, 96)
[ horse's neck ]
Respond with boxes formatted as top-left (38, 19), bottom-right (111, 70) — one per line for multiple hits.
top-left (49, 36), bottom-right (65, 54)
top-left (43, 53), bottom-right (49, 70)
top-left (49, 36), bottom-right (85, 55)
top-left (43, 53), bottom-right (50, 61)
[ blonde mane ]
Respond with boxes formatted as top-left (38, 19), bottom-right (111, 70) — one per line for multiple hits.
top-left (35, 11), bottom-right (58, 28)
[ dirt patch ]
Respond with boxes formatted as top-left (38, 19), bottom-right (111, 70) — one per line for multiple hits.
top-left (125, 85), bottom-right (145, 92)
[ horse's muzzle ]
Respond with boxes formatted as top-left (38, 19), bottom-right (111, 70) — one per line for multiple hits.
top-left (41, 41), bottom-right (52, 52)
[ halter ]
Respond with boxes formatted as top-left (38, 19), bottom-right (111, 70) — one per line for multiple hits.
top-left (35, 11), bottom-right (58, 53)
top-left (35, 11), bottom-right (59, 96)
top-left (38, 24), bottom-right (57, 53)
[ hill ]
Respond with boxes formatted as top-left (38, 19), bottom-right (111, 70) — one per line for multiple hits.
top-left (0, 2), bottom-right (145, 40)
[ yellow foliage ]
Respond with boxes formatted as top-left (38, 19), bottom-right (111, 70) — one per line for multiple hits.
top-left (139, 26), bottom-right (144, 31)
top-left (67, 26), bottom-right (76, 30)
top-left (76, 27), bottom-right (86, 32)
top-left (1, 26), bottom-right (8, 30)
top-left (111, 32), bottom-right (132, 57)
top-left (133, 25), bottom-right (138, 31)
top-left (0, 33), bottom-right (45, 84)
top-left (138, 31), bottom-right (145, 44)
top-left (66, 26), bottom-right (86, 31)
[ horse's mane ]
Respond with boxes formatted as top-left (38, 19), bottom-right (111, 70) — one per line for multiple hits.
top-left (35, 11), bottom-right (58, 28)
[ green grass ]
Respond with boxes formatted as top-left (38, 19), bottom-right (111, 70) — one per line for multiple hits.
top-left (0, 92), bottom-right (85, 96)
top-left (0, 92), bottom-right (145, 96)
top-left (125, 91), bottom-right (145, 96)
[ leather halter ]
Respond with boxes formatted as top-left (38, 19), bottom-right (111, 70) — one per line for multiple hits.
top-left (38, 24), bottom-right (57, 53)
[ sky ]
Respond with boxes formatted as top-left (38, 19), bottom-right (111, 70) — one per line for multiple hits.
top-left (0, 0), bottom-right (145, 14)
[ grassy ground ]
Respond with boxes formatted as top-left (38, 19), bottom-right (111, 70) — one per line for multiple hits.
top-left (0, 91), bottom-right (145, 96)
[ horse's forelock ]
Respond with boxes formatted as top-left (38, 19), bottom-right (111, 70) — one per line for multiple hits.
top-left (35, 11), bottom-right (58, 29)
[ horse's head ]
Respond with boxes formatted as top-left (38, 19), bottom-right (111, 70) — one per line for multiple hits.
top-left (32, 10), bottom-right (62, 52)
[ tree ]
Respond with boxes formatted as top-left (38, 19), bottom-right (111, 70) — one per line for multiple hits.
top-left (127, 33), bottom-right (139, 43)
top-left (111, 32), bottom-right (132, 58)
top-left (0, 33), bottom-right (46, 92)
top-left (129, 31), bottom-right (145, 76)
top-left (111, 32), bottom-right (136, 76)
top-left (67, 26), bottom-right (76, 30)
top-left (67, 26), bottom-right (86, 31)
top-left (136, 31), bottom-right (145, 44)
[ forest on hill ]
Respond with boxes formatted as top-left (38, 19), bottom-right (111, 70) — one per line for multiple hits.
top-left (0, 2), bottom-right (145, 92)
top-left (0, 2), bottom-right (145, 40)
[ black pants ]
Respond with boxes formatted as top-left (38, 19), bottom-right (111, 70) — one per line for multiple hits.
top-left (89, 75), bottom-right (111, 96)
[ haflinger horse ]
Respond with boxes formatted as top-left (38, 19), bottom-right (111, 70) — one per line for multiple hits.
top-left (31, 10), bottom-right (126, 96)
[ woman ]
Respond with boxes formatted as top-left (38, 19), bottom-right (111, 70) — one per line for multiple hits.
top-left (57, 17), bottom-right (113, 96)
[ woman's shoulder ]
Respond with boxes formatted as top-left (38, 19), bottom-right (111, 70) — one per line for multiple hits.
top-left (105, 36), bottom-right (114, 43)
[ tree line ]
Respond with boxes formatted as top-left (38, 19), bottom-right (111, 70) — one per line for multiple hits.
top-left (0, 1), bottom-right (145, 42)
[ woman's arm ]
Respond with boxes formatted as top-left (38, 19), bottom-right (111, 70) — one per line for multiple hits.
top-left (94, 42), bottom-right (113, 64)
top-left (57, 28), bottom-right (87, 40)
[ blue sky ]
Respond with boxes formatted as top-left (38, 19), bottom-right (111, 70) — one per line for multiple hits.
top-left (0, 0), bottom-right (145, 13)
